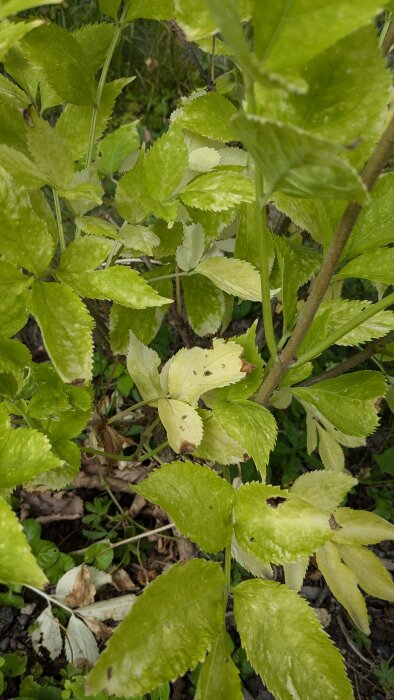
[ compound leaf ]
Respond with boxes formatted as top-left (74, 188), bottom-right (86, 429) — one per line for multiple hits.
top-left (234, 578), bottom-right (354, 700)
top-left (212, 400), bottom-right (277, 479)
top-left (87, 560), bottom-right (225, 697)
top-left (0, 497), bottom-right (47, 588)
top-left (136, 461), bottom-right (235, 553)
top-left (30, 281), bottom-right (94, 384)
top-left (234, 482), bottom-right (335, 564)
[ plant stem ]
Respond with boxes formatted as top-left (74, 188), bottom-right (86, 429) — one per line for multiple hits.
top-left (85, 0), bottom-right (132, 167)
top-left (25, 585), bottom-right (75, 617)
top-left (256, 112), bottom-right (394, 405)
top-left (74, 522), bottom-right (175, 557)
top-left (175, 265), bottom-right (183, 318)
top-left (80, 439), bottom-right (168, 463)
top-left (298, 330), bottom-right (394, 386)
top-left (107, 396), bottom-right (165, 424)
top-left (146, 270), bottom-right (191, 284)
top-left (221, 465), bottom-right (232, 602)
top-left (294, 292), bottom-right (394, 367)
top-left (53, 190), bottom-right (65, 252)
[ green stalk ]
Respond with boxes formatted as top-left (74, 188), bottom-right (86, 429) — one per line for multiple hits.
top-left (222, 465), bottom-right (233, 602)
top-left (107, 395), bottom-right (167, 424)
top-left (293, 291), bottom-right (394, 367)
top-left (80, 439), bottom-right (168, 463)
top-left (85, 0), bottom-right (133, 167)
top-left (53, 190), bottom-right (65, 252)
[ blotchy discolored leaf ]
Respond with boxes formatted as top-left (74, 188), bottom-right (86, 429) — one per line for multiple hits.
top-left (180, 170), bottom-right (255, 211)
top-left (234, 482), bottom-right (334, 564)
top-left (87, 560), bottom-right (225, 697)
top-left (332, 508), bottom-right (394, 545)
top-left (193, 410), bottom-right (245, 465)
top-left (158, 398), bottom-right (203, 453)
top-left (136, 461), bottom-right (235, 553)
top-left (337, 544), bottom-right (394, 602)
top-left (180, 93), bottom-right (238, 143)
top-left (290, 470), bottom-right (357, 512)
top-left (195, 257), bottom-right (262, 301)
top-left (234, 578), bottom-right (354, 699)
top-left (126, 331), bottom-right (163, 404)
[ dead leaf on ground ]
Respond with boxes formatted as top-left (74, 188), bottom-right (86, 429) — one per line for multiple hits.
top-left (111, 568), bottom-right (136, 592)
top-left (82, 616), bottom-right (113, 642)
top-left (76, 594), bottom-right (136, 622)
top-left (20, 490), bottom-right (83, 523)
top-left (314, 608), bottom-right (332, 628)
top-left (61, 565), bottom-right (96, 608)
top-left (76, 458), bottom-right (147, 492)
top-left (129, 493), bottom-right (147, 518)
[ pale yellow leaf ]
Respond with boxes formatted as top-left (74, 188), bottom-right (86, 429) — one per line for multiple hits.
top-left (158, 398), bottom-right (203, 453)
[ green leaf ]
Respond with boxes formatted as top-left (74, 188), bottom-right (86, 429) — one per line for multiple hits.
top-left (0, 144), bottom-right (46, 189)
top-left (0, 167), bottom-right (54, 275)
top-left (99, 122), bottom-right (140, 175)
top-left (176, 223), bottom-right (205, 272)
top-left (234, 578), bottom-right (353, 700)
top-left (0, 0), bottom-right (61, 19)
top-left (56, 77), bottom-right (132, 160)
top-left (72, 23), bottom-right (116, 73)
top-left (126, 0), bottom-right (174, 20)
top-left (28, 439), bottom-right (81, 491)
top-left (332, 507), bottom-right (394, 545)
top-left (30, 281), bottom-right (94, 384)
top-left (174, 0), bottom-right (250, 42)
top-left (292, 371), bottom-right (387, 438)
top-left (195, 627), bottom-right (242, 700)
top-left (316, 542), bottom-right (369, 634)
top-left (273, 193), bottom-right (336, 248)
top-left (0, 73), bottom-right (30, 110)
top-left (75, 216), bottom-right (119, 240)
top-left (136, 461), bottom-right (235, 553)
top-left (0, 405), bottom-right (61, 489)
top-left (0, 498), bottom-right (47, 588)
top-left (234, 115), bottom-right (368, 203)
top-left (180, 170), bottom-right (255, 211)
top-left (214, 322), bottom-right (264, 401)
top-left (212, 400), bottom-right (277, 479)
top-left (194, 410), bottom-right (245, 465)
top-left (87, 560), bottom-right (225, 697)
top-left (234, 482), bottom-right (335, 564)
top-left (207, 0), bottom-right (255, 80)
top-left (0, 338), bottom-right (30, 377)
top-left (337, 544), bottom-right (394, 603)
top-left (255, 26), bottom-right (390, 170)
top-left (180, 93), bottom-right (238, 143)
top-left (343, 174), bottom-right (394, 258)
top-left (144, 123), bottom-right (188, 210)
top-left (57, 235), bottom-right (113, 274)
top-left (26, 114), bottom-right (74, 190)
top-left (252, 0), bottom-right (383, 89)
top-left (336, 248), bottom-right (394, 285)
top-left (298, 300), bottom-right (394, 360)
top-left (126, 331), bottom-right (163, 403)
top-left (319, 424), bottom-right (346, 471)
top-left (182, 275), bottom-right (225, 337)
top-left (166, 339), bottom-right (246, 406)
top-left (158, 398), bottom-right (203, 453)
top-left (121, 224), bottom-right (160, 256)
top-left (274, 236), bottom-right (322, 329)
top-left (0, 261), bottom-right (31, 337)
top-left (283, 558), bottom-right (309, 592)
top-left (195, 257), bottom-right (261, 301)
top-left (290, 471), bottom-right (357, 512)
top-left (22, 23), bottom-right (95, 105)
top-left (0, 18), bottom-right (42, 61)
top-left (99, 0), bottom-right (121, 18)
top-left (231, 534), bottom-right (273, 580)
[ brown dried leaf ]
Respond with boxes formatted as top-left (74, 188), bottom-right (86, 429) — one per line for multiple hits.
top-left (64, 565), bottom-right (96, 608)
top-left (20, 490), bottom-right (83, 524)
top-left (82, 616), bottom-right (113, 642)
top-left (111, 569), bottom-right (136, 592)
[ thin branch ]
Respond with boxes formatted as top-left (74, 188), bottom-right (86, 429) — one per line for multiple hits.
top-left (299, 330), bottom-right (394, 386)
top-left (169, 21), bottom-right (215, 91)
top-left (256, 112), bottom-right (394, 405)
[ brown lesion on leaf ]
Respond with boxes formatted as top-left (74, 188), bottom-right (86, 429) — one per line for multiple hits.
top-left (241, 360), bottom-right (255, 375)
top-left (107, 667), bottom-right (113, 680)
top-left (179, 441), bottom-right (196, 454)
top-left (204, 370), bottom-right (213, 376)
top-left (329, 514), bottom-right (342, 530)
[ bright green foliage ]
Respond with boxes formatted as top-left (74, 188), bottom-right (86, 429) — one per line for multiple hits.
top-left (292, 371), bottom-right (387, 437)
top-left (0, 261), bottom-right (31, 337)
top-left (176, 223), bottom-right (205, 272)
top-left (195, 257), bottom-right (261, 301)
top-left (0, 145), bottom-right (47, 189)
top-left (0, 0), bottom-right (61, 19)
top-left (194, 410), bottom-right (245, 465)
top-left (136, 461), bottom-right (235, 552)
top-left (252, 0), bottom-right (383, 90)
top-left (126, 0), bottom-right (174, 20)
top-left (30, 282), bottom-right (94, 384)
top-left (26, 115), bottom-right (75, 190)
top-left (0, 338), bottom-right (30, 378)
top-left (0, 498), bottom-right (47, 588)
top-left (0, 405), bottom-right (61, 489)
top-left (234, 579), bottom-right (354, 700)
top-left (298, 301), bottom-right (394, 358)
top-left (213, 322), bottom-right (264, 401)
top-left (332, 508), bottom-right (394, 545)
top-left (87, 560), bottom-right (225, 696)
top-left (0, 19), bottom-right (42, 61)
top-left (195, 627), bottom-right (242, 700)
top-left (234, 483), bottom-right (334, 563)
top-left (274, 236), bottom-right (322, 329)
top-left (212, 400), bottom-right (277, 479)
top-left (99, 122), bottom-right (140, 175)
top-left (126, 331), bottom-right (163, 403)
top-left (290, 470), bottom-right (357, 512)
top-left (180, 93), bottom-right (238, 142)
top-left (180, 170), bottom-right (255, 211)
top-left (75, 215), bottom-right (119, 239)
top-left (343, 174), bottom-right (394, 257)
top-left (336, 247), bottom-right (394, 285)
top-left (255, 26), bottom-right (390, 169)
top-left (317, 542), bottom-right (370, 634)
top-left (182, 275), bottom-right (225, 336)
top-left (234, 115), bottom-right (367, 202)
top-left (0, 167), bottom-right (54, 275)
top-left (22, 24), bottom-right (96, 105)
top-left (72, 23), bottom-right (115, 73)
